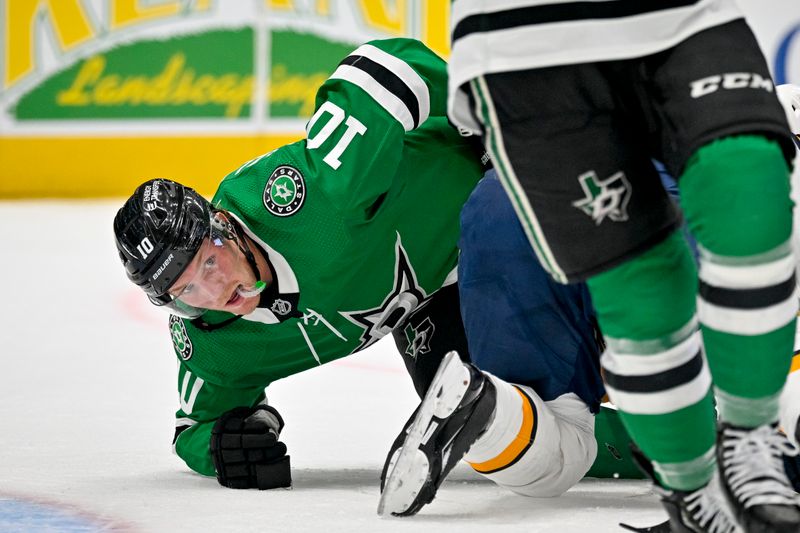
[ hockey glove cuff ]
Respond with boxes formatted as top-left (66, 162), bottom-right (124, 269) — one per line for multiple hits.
top-left (210, 405), bottom-right (291, 490)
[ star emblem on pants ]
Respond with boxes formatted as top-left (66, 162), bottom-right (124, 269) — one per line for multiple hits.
top-left (572, 170), bottom-right (632, 225)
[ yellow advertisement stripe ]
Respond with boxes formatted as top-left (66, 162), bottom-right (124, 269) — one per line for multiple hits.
top-left (0, 134), bottom-right (302, 198)
top-left (468, 387), bottom-right (536, 474)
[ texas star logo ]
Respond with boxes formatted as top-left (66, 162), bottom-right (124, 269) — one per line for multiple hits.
top-left (404, 317), bottom-right (435, 359)
top-left (341, 234), bottom-right (430, 352)
top-left (169, 315), bottom-right (193, 361)
top-left (263, 165), bottom-right (306, 217)
top-left (572, 170), bottom-right (632, 225)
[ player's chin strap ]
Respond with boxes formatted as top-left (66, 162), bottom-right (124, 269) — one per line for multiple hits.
top-left (191, 213), bottom-right (266, 332)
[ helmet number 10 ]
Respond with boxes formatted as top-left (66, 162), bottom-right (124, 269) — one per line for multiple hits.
top-left (137, 237), bottom-right (154, 259)
top-left (306, 101), bottom-right (367, 170)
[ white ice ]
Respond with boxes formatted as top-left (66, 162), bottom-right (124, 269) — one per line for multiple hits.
top-left (0, 200), bottom-right (666, 532)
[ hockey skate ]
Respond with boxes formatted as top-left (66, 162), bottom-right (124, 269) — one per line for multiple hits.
top-left (782, 429), bottom-right (800, 493)
top-left (377, 351), bottom-right (496, 517)
top-left (716, 422), bottom-right (800, 532)
top-left (623, 445), bottom-right (742, 533)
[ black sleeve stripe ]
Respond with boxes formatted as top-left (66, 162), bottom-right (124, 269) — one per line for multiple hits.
top-left (339, 54), bottom-right (421, 129)
top-left (173, 424), bottom-right (192, 445)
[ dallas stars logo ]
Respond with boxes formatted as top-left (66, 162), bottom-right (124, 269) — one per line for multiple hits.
top-left (263, 165), bottom-right (306, 217)
top-left (572, 170), bottom-right (631, 225)
top-left (169, 315), bottom-right (193, 361)
top-left (341, 235), bottom-right (429, 352)
top-left (404, 317), bottom-right (435, 359)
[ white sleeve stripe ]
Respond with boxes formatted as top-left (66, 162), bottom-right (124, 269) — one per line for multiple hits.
top-left (699, 252), bottom-right (796, 289)
top-left (350, 44), bottom-right (430, 125)
top-left (333, 43), bottom-right (430, 129)
top-left (330, 64), bottom-right (416, 131)
top-left (175, 417), bottom-right (197, 428)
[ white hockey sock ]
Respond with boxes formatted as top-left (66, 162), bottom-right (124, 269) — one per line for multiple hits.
top-left (463, 374), bottom-right (532, 470)
top-left (464, 375), bottom-right (597, 497)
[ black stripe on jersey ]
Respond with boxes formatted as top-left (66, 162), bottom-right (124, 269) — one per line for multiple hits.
top-left (699, 274), bottom-right (796, 310)
top-left (339, 54), bottom-right (420, 128)
top-left (452, 0), bottom-right (701, 42)
top-left (173, 424), bottom-right (191, 444)
top-left (604, 350), bottom-right (704, 393)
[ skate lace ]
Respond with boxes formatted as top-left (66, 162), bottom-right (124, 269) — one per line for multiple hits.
top-left (683, 485), bottom-right (740, 533)
top-left (720, 424), bottom-right (799, 508)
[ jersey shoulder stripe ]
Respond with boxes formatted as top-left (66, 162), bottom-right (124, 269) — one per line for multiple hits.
top-left (454, 0), bottom-right (704, 41)
top-left (330, 43), bottom-right (430, 131)
top-left (448, 0), bottom-right (742, 92)
top-left (339, 55), bottom-right (421, 127)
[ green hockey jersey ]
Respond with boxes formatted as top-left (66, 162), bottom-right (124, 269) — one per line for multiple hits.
top-left (168, 38), bottom-right (485, 476)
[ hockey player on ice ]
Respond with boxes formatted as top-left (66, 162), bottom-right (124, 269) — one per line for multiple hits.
top-left (113, 38), bottom-right (640, 493)
top-left (394, 0), bottom-right (800, 529)
top-left (380, 90), bottom-right (800, 525)
top-left (113, 34), bottom-right (800, 530)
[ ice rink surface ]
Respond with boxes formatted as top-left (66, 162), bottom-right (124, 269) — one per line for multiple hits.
top-left (0, 200), bottom-right (667, 532)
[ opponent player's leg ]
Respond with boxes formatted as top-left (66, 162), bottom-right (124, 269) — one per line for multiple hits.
top-left (378, 354), bottom-right (596, 515)
top-left (458, 173), bottom-right (642, 483)
top-left (657, 19), bottom-right (800, 530)
top-left (465, 394), bottom-right (645, 486)
top-left (380, 170), bottom-right (617, 516)
top-left (378, 353), bottom-right (497, 516)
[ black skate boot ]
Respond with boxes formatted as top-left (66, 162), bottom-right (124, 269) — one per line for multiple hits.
top-left (717, 422), bottom-right (800, 532)
top-left (783, 452), bottom-right (800, 494)
top-left (621, 446), bottom-right (741, 533)
top-left (377, 351), bottom-right (496, 517)
top-left (780, 421), bottom-right (800, 493)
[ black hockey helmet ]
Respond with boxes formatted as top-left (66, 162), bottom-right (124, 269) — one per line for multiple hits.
top-left (113, 179), bottom-right (212, 308)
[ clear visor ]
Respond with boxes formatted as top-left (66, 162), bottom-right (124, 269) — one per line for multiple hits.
top-left (152, 213), bottom-right (265, 319)
top-left (172, 237), bottom-right (231, 308)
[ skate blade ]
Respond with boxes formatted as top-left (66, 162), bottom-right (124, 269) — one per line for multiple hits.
top-left (377, 447), bottom-right (430, 517)
top-left (378, 351), bottom-right (469, 517)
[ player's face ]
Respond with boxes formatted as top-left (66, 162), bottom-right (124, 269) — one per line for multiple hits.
top-left (169, 236), bottom-right (260, 315)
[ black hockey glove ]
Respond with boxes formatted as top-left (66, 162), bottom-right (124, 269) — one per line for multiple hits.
top-left (210, 405), bottom-right (291, 490)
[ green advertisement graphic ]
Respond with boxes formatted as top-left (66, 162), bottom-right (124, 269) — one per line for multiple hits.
top-left (13, 29), bottom-right (357, 122)
top-left (15, 29), bottom-right (253, 120)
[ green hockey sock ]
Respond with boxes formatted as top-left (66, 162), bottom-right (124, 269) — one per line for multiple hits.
top-left (681, 135), bottom-right (796, 426)
top-left (588, 232), bottom-right (716, 490)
